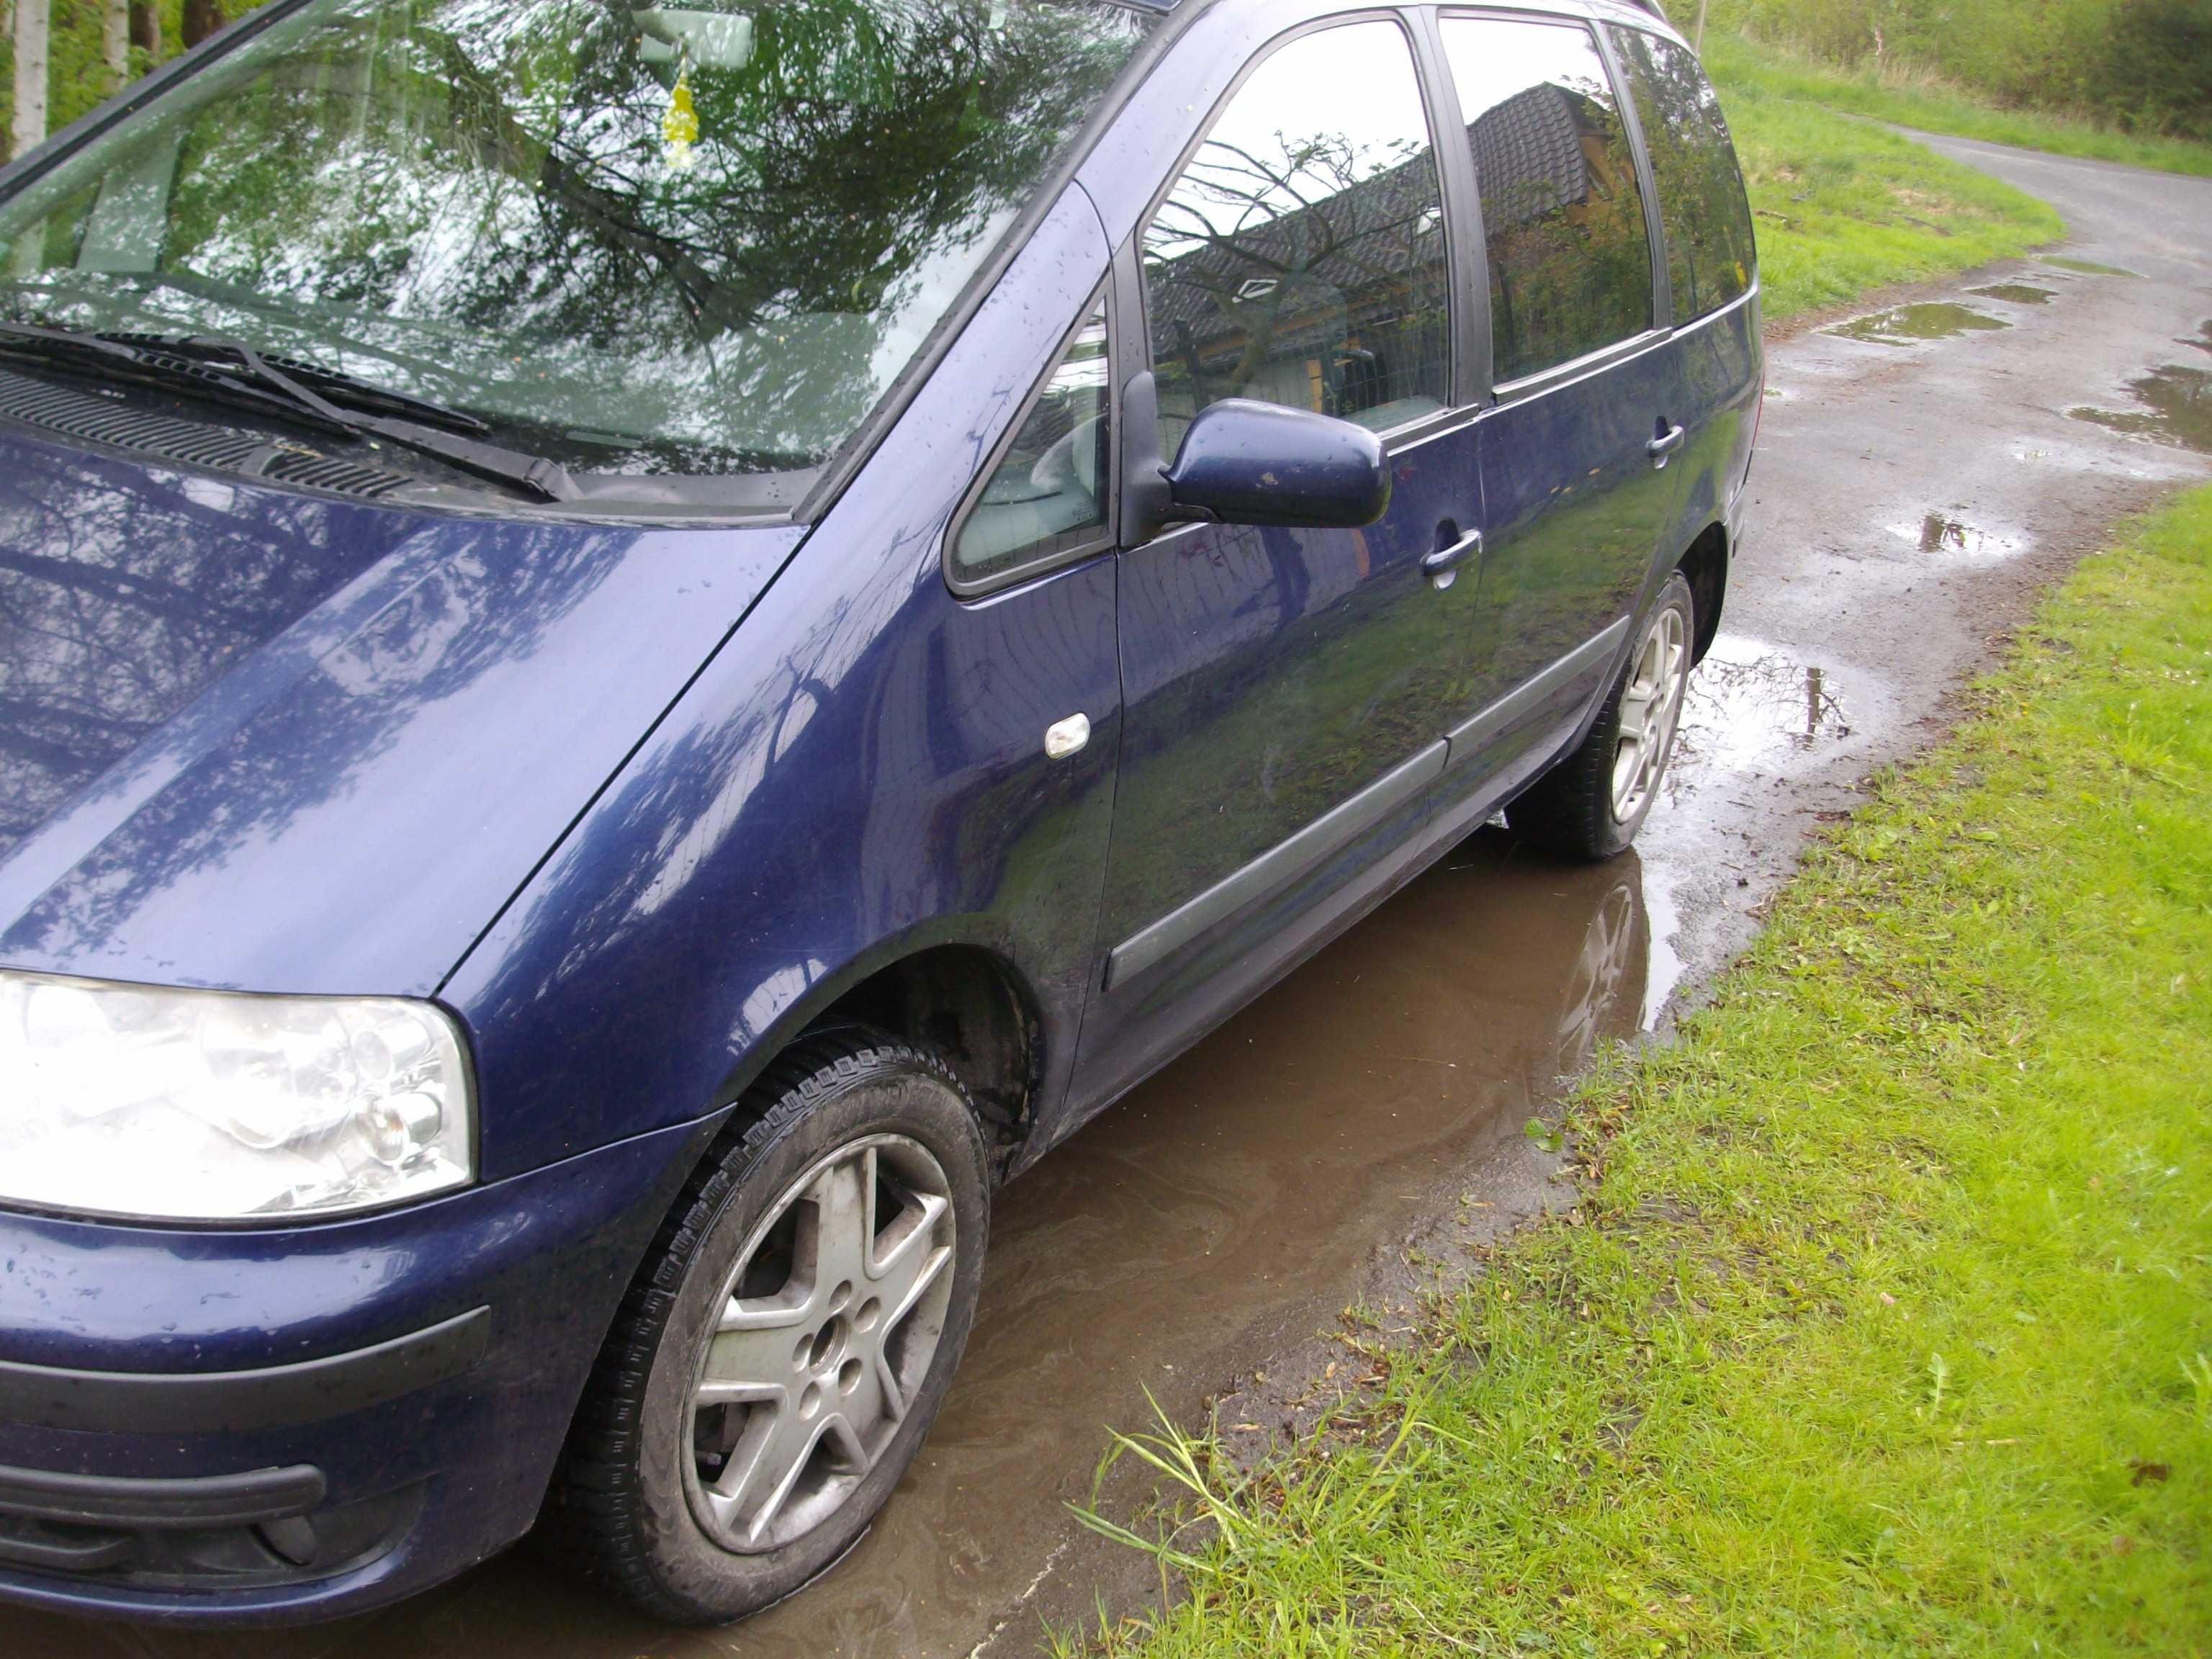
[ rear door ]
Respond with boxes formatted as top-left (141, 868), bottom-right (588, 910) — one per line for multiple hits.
top-left (1604, 20), bottom-right (1764, 578)
top-left (1437, 12), bottom-right (1686, 788)
top-left (1071, 14), bottom-right (1481, 1110)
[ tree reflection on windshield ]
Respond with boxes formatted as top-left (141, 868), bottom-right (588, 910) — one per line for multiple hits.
top-left (0, 0), bottom-right (1150, 485)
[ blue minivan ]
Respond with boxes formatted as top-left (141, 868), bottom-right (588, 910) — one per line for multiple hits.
top-left (0, 0), bottom-right (1758, 1627)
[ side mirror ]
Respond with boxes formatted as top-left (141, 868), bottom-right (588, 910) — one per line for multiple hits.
top-left (1164, 398), bottom-right (1392, 530)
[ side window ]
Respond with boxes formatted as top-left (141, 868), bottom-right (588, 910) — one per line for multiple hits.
top-left (1607, 27), bottom-right (1757, 323)
top-left (953, 297), bottom-right (1111, 584)
top-left (1142, 20), bottom-right (1451, 444)
top-left (1439, 16), bottom-right (1654, 385)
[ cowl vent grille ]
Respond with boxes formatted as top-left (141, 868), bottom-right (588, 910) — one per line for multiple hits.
top-left (261, 452), bottom-right (412, 498)
top-left (0, 366), bottom-right (413, 500)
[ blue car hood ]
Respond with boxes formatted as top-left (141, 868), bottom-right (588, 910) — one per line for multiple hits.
top-left (0, 433), bottom-right (801, 996)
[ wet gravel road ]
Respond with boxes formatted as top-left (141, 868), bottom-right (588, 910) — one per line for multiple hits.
top-left (7, 138), bottom-right (2210, 1659)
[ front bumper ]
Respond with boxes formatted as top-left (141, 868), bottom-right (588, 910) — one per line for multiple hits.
top-left (0, 1113), bottom-right (716, 1625)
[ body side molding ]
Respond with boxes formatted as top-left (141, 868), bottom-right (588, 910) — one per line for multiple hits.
top-left (1104, 739), bottom-right (1450, 989)
top-left (1444, 616), bottom-right (1633, 767)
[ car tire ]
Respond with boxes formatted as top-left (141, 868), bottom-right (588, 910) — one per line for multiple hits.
top-left (1506, 571), bottom-right (1696, 863)
top-left (547, 1031), bottom-right (991, 1625)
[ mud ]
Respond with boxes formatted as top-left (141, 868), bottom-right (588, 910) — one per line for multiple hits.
top-left (4, 135), bottom-right (2211, 1659)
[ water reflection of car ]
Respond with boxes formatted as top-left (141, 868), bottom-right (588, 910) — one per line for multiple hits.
top-left (0, 0), bottom-right (1758, 1628)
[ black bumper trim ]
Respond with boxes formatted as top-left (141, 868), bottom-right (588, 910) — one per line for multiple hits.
top-left (0, 1305), bottom-right (489, 1434)
top-left (0, 1462), bottom-right (325, 1529)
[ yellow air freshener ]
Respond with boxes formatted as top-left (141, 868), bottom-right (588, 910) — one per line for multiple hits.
top-left (663, 65), bottom-right (699, 172)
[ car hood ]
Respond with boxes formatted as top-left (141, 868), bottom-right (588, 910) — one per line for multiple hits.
top-left (0, 433), bottom-right (801, 996)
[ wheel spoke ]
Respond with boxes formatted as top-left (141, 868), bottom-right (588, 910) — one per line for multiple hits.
top-left (1611, 730), bottom-right (1645, 806)
top-left (868, 1188), bottom-right (951, 1316)
top-left (808, 1149), bottom-right (875, 1294)
top-left (861, 1187), bottom-right (952, 1421)
top-left (701, 1313), bottom-right (804, 1399)
top-left (709, 1390), bottom-right (822, 1546)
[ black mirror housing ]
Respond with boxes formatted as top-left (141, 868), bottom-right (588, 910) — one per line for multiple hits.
top-left (1164, 399), bottom-right (1392, 531)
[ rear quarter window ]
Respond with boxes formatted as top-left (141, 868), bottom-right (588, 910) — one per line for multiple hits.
top-left (1606, 26), bottom-right (1757, 323)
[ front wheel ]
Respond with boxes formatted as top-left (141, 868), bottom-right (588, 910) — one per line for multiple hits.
top-left (1507, 572), bottom-right (1696, 862)
top-left (548, 1033), bottom-right (991, 1624)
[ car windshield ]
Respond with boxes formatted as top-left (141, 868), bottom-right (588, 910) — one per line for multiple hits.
top-left (0, 0), bottom-right (1152, 500)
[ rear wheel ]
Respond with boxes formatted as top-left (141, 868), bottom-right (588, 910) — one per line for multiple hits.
top-left (549, 1033), bottom-right (989, 1624)
top-left (1507, 572), bottom-right (1696, 862)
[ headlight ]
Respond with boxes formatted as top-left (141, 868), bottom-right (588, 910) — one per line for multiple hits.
top-left (0, 970), bottom-right (474, 1223)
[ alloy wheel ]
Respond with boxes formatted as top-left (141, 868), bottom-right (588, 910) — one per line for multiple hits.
top-left (683, 1133), bottom-right (957, 1555)
top-left (1611, 603), bottom-right (1690, 824)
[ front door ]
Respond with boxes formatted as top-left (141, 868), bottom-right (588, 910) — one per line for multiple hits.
top-left (1437, 11), bottom-right (1686, 786)
top-left (1071, 14), bottom-right (1483, 1112)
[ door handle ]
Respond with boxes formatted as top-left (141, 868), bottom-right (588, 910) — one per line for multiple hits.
top-left (1421, 526), bottom-right (1482, 590)
top-left (1647, 422), bottom-right (1687, 468)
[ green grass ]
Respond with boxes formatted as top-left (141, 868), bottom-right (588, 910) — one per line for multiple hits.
top-left (1065, 484), bottom-right (2212, 1657)
top-left (1708, 32), bottom-right (2212, 183)
top-left (1708, 38), bottom-right (2067, 321)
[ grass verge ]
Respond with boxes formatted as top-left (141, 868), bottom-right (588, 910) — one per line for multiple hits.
top-left (1067, 484), bottom-right (2212, 1655)
top-left (1707, 32), bottom-right (2212, 184)
top-left (1707, 37), bottom-right (2065, 323)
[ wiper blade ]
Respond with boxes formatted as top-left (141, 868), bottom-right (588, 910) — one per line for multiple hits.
top-left (181, 336), bottom-right (577, 503)
top-left (101, 331), bottom-right (493, 436)
top-left (0, 320), bottom-right (575, 503)
top-left (0, 320), bottom-right (355, 435)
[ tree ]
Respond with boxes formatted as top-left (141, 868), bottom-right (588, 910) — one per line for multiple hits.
top-left (130, 2), bottom-right (159, 63)
top-left (182, 0), bottom-right (222, 50)
top-left (102, 0), bottom-right (128, 92)
top-left (9, 0), bottom-right (47, 161)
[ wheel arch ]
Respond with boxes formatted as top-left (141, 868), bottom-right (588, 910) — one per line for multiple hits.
top-left (1676, 518), bottom-right (1728, 665)
top-left (705, 929), bottom-right (1048, 1187)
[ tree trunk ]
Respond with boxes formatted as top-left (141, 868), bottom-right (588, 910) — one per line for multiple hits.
top-left (181, 0), bottom-right (222, 48)
top-left (129, 0), bottom-right (158, 64)
top-left (9, 0), bottom-right (49, 161)
top-left (102, 0), bottom-right (130, 90)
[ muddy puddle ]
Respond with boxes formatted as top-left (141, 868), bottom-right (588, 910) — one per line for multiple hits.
top-left (2069, 356), bottom-right (2212, 454)
top-left (1967, 282), bottom-right (2056, 305)
top-left (2039, 256), bottom-right (2141, 278)
top-left (1887, 512), bottom-right (2028, 558)
top-left (1825, 302), bottom-right (2009, 346)
top-left (1667, 635), bottom-right (1856, 782)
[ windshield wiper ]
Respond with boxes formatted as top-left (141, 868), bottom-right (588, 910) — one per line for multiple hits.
top-left (0, 320), bottom-right (576, 503)
top-left (102, 331), bottom-right (494, 436)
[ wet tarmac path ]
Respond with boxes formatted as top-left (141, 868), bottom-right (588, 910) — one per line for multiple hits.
top-left (6, 138), bottom-right (2211, 1659)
